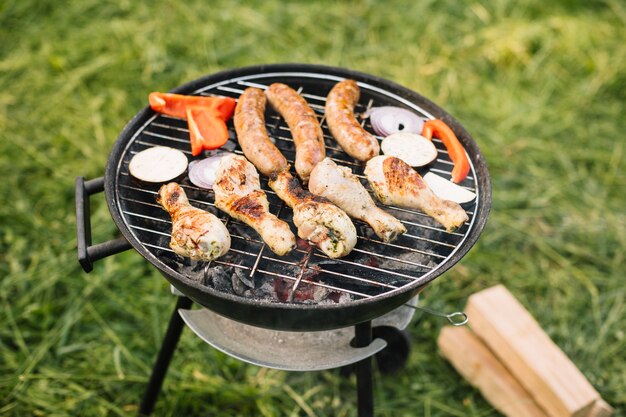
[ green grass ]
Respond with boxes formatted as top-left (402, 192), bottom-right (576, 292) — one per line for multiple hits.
top-left (1, 0), bottom-right (624, 415)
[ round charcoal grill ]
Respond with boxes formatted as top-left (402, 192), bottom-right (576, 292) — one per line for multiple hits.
top-left (77, 63), bottom-right (491, 332)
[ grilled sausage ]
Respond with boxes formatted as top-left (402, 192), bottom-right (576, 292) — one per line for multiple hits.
top-left (265, 83), bottom-right (325, 183)
top-left (325, 79), bottom-right (380, 161)
top-left (234, 88), bottom-right (289, 177)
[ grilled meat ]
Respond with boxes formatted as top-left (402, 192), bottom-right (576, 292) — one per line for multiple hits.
top-left (234, 87), bottom-right (289, 177)
top-left (157, 182), bottom-right (230, 261)
top-left (265, 83), bottom-right (325, 183)
top-left (365, 156), bottom-right (469, 232)
top-left (213, 154), bottom-right (296, 255)
top-left (325, 79), bottom-right (380, 161)
top-left (309, 158), bottom-right (406, 242)
top-left (269, 170), bottom-right (357, 258)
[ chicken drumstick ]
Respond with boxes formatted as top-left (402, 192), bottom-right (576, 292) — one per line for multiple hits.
top-left (269, 170), bottom-right (357, 258)
top-left (309, 158), bottom-right (406, 242)
top-left (213, 154), bottom-right (296, 256)
top-left (365, 156), bottom-right (468, 232)
top-left (157, 182), bottom-right (231, 261)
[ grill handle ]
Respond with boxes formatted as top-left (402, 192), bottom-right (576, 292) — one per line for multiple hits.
top-left (76, 176), bottom-right (132, 272)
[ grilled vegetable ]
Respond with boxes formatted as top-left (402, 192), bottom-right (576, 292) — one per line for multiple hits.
top-left (149, 92), bottom-right (236, 120)
top-left (149, 92), bottom-right (236, 156)
top-left (129, 146), bottom-right (188, 183)
top-left (186, 107), bottom-right (231, 155)
top-left (368, 106), bottom-right (424, 137)
top-left (423, 172), bottom-right (476, 204)
top-left (421, 119), bottom-right (470, 183)
top-left (188, 154), bottom-right (230, 189)
top-left (381, 132), bottom-right (437, 167)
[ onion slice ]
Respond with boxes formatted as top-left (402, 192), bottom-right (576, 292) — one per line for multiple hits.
top-left (423, 172), bottom-right (476, 204)
top-left (188, 154), bottom-right (229, 189)
top-left (381, 132), bottom-right (437, 167)
top-left (368, 106), bottom-right (424, 137)
top-left (129, 146), bottom-right (188, 183)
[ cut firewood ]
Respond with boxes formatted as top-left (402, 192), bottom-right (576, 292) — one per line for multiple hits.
top-left (438, 326), bottom-right (548, 417)
top-left (586, 399), bottom-right (613, 417)
top-left (465, 285), bottom-right (600, 417)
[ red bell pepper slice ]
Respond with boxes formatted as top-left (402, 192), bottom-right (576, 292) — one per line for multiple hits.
top-left (422, 119), bottom-right (470, 183)
top-left (149, 92), bottom-right (236, 120)
top-left (186, 107), bottom-right (230, 155)
top-left (148, 92), bottom-right (236, 156)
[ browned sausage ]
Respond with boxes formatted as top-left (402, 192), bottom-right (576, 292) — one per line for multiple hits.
top-left (325, 79), bottom-right (380, 161)
top-left (265, 83), bottom-right (325, 183)
top-left (234, 87), bottom-right (289, 177)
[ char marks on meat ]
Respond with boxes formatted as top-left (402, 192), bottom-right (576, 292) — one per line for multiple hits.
top-left (234, 87), bottom-right (289, 177)
top-left (213, 154), bottom-right (296, 256)
top-left (269, 170), bottom-right (357, 259)
top-left (308, 158), bottom-right (406, 242)
top-left (325, 79), bottom-right (380, 161)
top-left (265, 83), bottom-right (325, 183)
top-left (157, 182), bottom-right (231, 261)
top-left (365, 155), bottom-right (469, 232)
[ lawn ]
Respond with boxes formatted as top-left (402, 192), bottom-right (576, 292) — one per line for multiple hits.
top-left (1, 0), bottom-right (624, 416)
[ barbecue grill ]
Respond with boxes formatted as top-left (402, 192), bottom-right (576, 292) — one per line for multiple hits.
top-left (76, 63), bottom-right (491, 416)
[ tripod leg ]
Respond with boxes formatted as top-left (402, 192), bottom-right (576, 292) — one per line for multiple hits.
top-left (138, 296), bottom-right (193, 416)
top-left (354, 321), bottom-right (374, 417)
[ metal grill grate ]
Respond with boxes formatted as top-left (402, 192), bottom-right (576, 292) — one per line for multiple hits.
top-left (113, 72), bottom-right (480, 305)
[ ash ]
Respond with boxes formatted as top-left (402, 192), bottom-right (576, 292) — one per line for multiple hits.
top-left (203, 264), bottom-right (353, 305)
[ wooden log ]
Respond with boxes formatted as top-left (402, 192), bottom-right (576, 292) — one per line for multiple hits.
top-left (438, 325), bottom-right (548, 417)
top-left (586, 399), bottom-right (613, 417)
top-left (465, 285), bottom-right (599, 417)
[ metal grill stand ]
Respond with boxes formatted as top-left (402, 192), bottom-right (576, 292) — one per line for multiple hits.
top-left (137, 290), bottom-right (419, 417)
top-left (138, 296), bottom-right (193, 416)
top-left (354, 321), bottom-right (374, 417)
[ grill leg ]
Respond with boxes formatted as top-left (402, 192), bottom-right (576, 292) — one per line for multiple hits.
top-left (354, 321), bottom-right (374, 417)
top-left (138, 296), bottom-right (193, 416)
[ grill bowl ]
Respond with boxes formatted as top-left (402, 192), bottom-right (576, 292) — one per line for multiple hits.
top-left (104, 64), bottom-right (491, 331)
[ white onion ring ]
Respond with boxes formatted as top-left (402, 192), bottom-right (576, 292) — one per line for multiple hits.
top-left (368, 106), bottom-right (424, 137)
top-left (188, 153), bottom-right (230, 189)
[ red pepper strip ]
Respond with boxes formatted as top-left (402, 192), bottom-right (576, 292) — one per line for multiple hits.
top-left (186, 107), bottom-right (230, 155)
top-left (422, 119), bottom-right (470, 183)
top-left (149, 92), bottom-right (236, 155)
top-left (149, 92), bottom-right (236, 120)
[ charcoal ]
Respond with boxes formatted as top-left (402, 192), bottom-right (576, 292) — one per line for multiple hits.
top-left (231, 272), bottom-right (247, 295)
top-left (205, 266), bottom-right (233, 293)
top-left (235, 268), bottom-right (255, 289)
